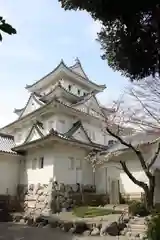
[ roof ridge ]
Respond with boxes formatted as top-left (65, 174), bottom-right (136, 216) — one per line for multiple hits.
top-left (69, 58), bottom-right (89, 79)
top-left (26, 60), bottom-right (106, 90)
top-left (40, 81), bottom-right (81, 101)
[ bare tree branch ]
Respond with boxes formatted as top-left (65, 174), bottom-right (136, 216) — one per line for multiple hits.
top-left (148, 142), bottom-right (160, 169)
top-left (126, 76), bottom-right (160, 131)
top-left (106, 126), bottom-right (153, 179)
top-left (120, 160), bottom-right (148, 191)
top-left (130, 89), bottom-right (160, 125)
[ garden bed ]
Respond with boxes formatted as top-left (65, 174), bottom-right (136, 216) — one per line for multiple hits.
top-left (73, 206), bottom-right (122, 218)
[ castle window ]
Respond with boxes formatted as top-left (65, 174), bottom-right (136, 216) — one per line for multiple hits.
top-left (32, 158), bottom-right (37, 170)
top-left (68, 85), bottom-right (72, 91)
top-left (68, 157), bottom-right (74, 170)
top-left (39, 157), bottom-right (44, 169)
top-left (76, 159), bottom-right (82, 170)
top-left (108, 140), bottom-right (114, 146)
top-left (77, 89), bottom-right (81, 95)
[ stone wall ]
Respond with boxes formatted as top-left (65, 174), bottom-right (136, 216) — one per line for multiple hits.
top-left (17, 180), bottom-right (98, 218)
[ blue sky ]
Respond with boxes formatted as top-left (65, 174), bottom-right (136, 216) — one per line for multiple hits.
top-left (0, 0), bottom-right (129, 127)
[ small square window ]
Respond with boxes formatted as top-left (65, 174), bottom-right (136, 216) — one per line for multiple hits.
top-left (68, 85), bottom-right (72, 91)
top-left (32, 158), bottom-right (37, 170)
top-left (76, 159), bottom-right (82, 170)
top-left (108, 140), bottom-right (114, 146)
top-left (39, 157), bottom-right (44, 169)
top-left (59, 119), bottom-right (65, 124)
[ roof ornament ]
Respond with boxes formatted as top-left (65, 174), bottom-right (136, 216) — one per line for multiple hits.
top-left (60, 59), bottom-right (64, 64)
top-left (75, 57), bottom-right (80, 64)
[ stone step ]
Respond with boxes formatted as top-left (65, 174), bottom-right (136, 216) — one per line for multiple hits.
top-left (127, 224), bottom-right (147, 230)
top-left (129, 220), bottom-right (146, 225)
top-left (128, 229), bottom-right (146, 234)
top-left (126, 231), bottom-right (146, 239)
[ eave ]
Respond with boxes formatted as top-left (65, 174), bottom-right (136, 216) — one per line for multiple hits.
top-left (18, 93), bottom-right (44, 119)
top-left (25, 60), bottom-right (106, 92)
top-left (13, 130), bottom-right (106, 153)
top-left (0, 97), bottom-right (105, 133)
top-left (40, 83), bottom-right (80, 103)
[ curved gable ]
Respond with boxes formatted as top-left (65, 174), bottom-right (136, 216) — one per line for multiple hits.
top-left (19, 94), bottom-right (44, 119)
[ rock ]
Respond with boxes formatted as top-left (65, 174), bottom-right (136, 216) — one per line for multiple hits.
top-left (13, 213), bottom-right (23, 222)
top-left (37, 190), bottom-right (44, 196)
top-left (118, 222), bottom-right (127, 231)
top-left (38, 222), bottom-right (44, 228)
top-left (27, 218), bottom-right (33, 226)
top-left (95, 222), bottom-right (102, 229)
top-left (34, 215), bottom-right (43, 223)
top-left (125, 231), bottom-right (132, 238)
top-left (69, 227), bottom-right (76, 233)
top-left (73, 222), bottom-right (88, 234)
top-left (43, 224), bottom-right (50, 228)
top-left (63, 222), bottom-right (73, 232)
top-left (106, 222), bottom-right (119, 236)
top-left (90, 227), bottom-right (100, 236)
top-left (29, 184), bottom-right (34, 191)
top-left (100, 222), bottom-right (110, 236)
top-left (139, 233), bottom-right (146, 240)
top-left (123, 216), bottom-right (130, 224)
top-left (83, 230), bottom-right (91, 236)
top-left (120, 227), bottom-right (127, 236)
top-left (19, 219), bottom-right (25, 224)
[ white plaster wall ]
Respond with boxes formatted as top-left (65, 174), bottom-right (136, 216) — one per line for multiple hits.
top-left (105, 159), bottom-right (148, 195)
top-left (13, 125), bottom-right (30, 146)
top-left (95, 167), bottom-right (106, 193)
top-left (61, 78), bottom-right (88, 97)
top-left (0, 154), bottom-right (20, 196)
top-left (43, 115), bottom-right (57, 133)
top-left (43, 113), bottom-right (76, 134)
top-left (53, 144), bottom-right (92, 185)
top-left (83, 122), bottom-right (105, 145)
top-left (22, 96), bottom-right (41, 117)
top-left (24, 146), bottom-right (54, 185)
top-left (40, 78), bottom-right (89, 97)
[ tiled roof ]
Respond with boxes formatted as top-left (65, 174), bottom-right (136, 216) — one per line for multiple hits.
top-left (13, 122), bottom-right (107, 152)
top-left (65, 121), bottom-right (82, 138)
top-left (0, 133), bottom-right (17, 154)
top-left (26, 60), bottom-right (106, 90)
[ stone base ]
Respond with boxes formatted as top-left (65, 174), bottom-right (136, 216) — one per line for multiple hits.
top-left (17, 181), bottom-right (106, 219)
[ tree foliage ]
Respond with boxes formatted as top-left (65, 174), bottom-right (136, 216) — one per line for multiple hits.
top-left (0, 17), bottom-right (16, 41)
top-left (58, 1), bottom-right (160, 80)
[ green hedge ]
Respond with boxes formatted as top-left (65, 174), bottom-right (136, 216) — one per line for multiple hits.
top-left (146, 214), bottom-right (160, 240)
top-left (128, 201), bottom-right (149, 217)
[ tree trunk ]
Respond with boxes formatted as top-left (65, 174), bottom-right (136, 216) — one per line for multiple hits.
top-left (92, 170), bottom-right (95, 186)
top-left (144, 176), bottom-right (155, 211)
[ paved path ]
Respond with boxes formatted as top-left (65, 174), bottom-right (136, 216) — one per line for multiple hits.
top-left (0, 223), bottom-right (127, 240)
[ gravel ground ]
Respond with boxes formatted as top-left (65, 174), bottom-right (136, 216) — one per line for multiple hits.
top-left (0, 223), bottom-right (127, 240)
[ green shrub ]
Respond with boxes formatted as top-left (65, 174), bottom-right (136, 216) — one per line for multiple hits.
top-left (129, 201), bottom-right (149, 217)
top-left (146, 214), bottom-right (160, 240)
